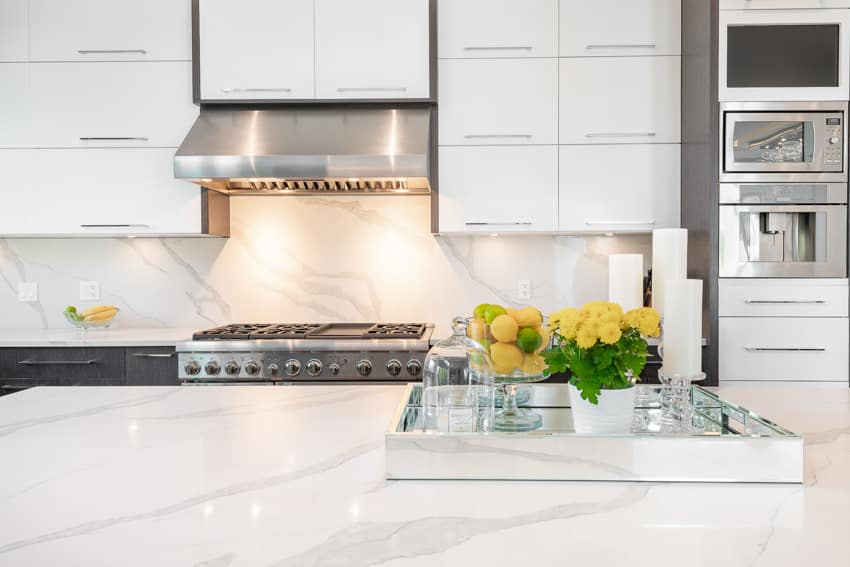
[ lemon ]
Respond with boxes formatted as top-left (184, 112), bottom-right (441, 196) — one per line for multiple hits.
top-left (473, 303), bottom-right (490, 319)
top-left (515, 306), bottom-right (543, 328)
top-left (490, 314), bottom-right (519, 343)
top-left (466, 317), bottom-right (487, 342)
top-left (536, 326), bottom-right (551, 353)
top-left (505, 307), bottom-right (519, 321)
top-left (483, 304), bottom-right (507, 325)
top-left (520, 353), bottom-right (547, 375)
top-left (516, 327), bottom-right (542, 353)
top-left (490, 342), bottom-right (523, 374)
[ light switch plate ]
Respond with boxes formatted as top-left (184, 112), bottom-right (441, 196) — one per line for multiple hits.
top-left (18, 282), bottom-right (38, 302)
top-left (80, 281), bottom-right (101, 301)
top-left (517, 279), bottom-right (532, 300)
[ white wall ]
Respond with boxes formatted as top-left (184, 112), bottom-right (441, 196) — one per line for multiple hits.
top-left (0, 196), bottom-right (651, 336)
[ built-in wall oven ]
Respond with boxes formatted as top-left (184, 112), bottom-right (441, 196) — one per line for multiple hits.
top-left (719, 9), bottom-right (850, 101)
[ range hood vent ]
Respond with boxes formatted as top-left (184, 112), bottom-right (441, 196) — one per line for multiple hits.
top-left (174, 107), bottom-right (432, 195)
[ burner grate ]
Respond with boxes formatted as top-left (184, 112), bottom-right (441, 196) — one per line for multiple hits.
top-left (192, 322), bottom-right (428, 341)
top-left (249, 324), bottom-right (328, 339)
top-left (365, 323), bottom-right (427, 339)
top-left (192, 323), bottom-right (275, 341)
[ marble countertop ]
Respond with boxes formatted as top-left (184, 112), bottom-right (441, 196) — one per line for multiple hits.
top-left (0, 327), bottom-right (197, 347)
top-left (0, 384), bottom-right (847, 566)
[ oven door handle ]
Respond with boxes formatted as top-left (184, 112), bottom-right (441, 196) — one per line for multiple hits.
top-left (744, 299), bottom-right (826, 305)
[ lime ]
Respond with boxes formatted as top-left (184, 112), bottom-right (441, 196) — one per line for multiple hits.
top-left (65, 306), bottom-right (77, 314)
top-left (517, 328), bottom-right (543, 353)
top-left (472, 303), bottom-right (490, 319)
top-left (483, 304), bottom-right (507, 325)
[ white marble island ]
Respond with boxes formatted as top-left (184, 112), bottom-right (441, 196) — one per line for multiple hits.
top-left (0, 385), bottom-right (848, 567)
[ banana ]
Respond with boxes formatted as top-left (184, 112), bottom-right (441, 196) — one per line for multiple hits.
top-left (82, 310), bottom-right (118, 323)
top-left (80, 305), bottom-right (119, 319)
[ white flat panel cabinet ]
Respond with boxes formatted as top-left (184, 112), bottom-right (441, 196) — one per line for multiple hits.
top-left (0, 0), bottom-right (28, 61)
top-left (0, 149), bottom-right (204, 236)
top-left (558, 145), bottom-right (680, 233)
top-left (719, 317), bottom-right (849, 382)
top-left (29, 63), bottom-right (198, 148)
top-left (560, 0), bottom-right (681, 57)
top-left (439, 59), bottom-right (558, 146)
top-left (560, 57), bottom-right (681, 144)
top-left (28, 0), bottom-right (191, 61)
top-left (719, 279), bottom-right (849, 318)
top-left (439, 146), bottom-right (558, 233)
top-left (199, 0), bottom-right (315, 100)
top-left (720, 0), bottom-right (850, 8)
top-left (438, 0), bottom-right (558, 59)
top-left (315, 0), bottom-right (430, 99)
top-left (0, 64), bottom-right (31, 148)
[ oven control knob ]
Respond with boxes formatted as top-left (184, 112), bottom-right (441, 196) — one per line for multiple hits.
top-left (224, 360), bottom-right (240, 376)
top-left (244, 361), bottom-right (261, 376)
top-left (267, 363), bottom-right (280, 377)
top-left (204, 360), bottom-right (221, 375)
top-left (356, 359), bottom-right (372, 377)
top-left (830, 136), bottom-right (840, 144)
top-left (184, 360), bottom-right (201, 376)
top-left (306, 359), bottom-right (323, 376)
top-left (285, 359), bottom-right (301, 377)
top-left (386, 359), bottom-right (402, 377)
top-left (406, 359), bottom-right (422, 377)
top-left (328, 363), bottom-right (341, 376)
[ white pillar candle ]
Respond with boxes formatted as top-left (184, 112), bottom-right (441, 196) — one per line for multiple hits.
top-left (652, 229), bottom-right (688, 317)
top-left (608, 254), bottom-right (644, 311)
top-left (662, 279), bottom-right (703, 376)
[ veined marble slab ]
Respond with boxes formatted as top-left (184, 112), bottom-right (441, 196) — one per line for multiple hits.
top-left (0, 327), bottom-right (196, 347)
top-left (0, 385), bottom-right (847, 566)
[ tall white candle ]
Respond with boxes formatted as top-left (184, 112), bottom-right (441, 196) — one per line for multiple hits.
top-left (652, 229), bottom-right (688, 317)
top-left (662, 279), bottom-right (703, 376)
top-left (608, 254), bottom-right (644, 311)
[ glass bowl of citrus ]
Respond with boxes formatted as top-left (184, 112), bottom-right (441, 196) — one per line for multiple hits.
top-left (467, 304), bottom-right (551, 431)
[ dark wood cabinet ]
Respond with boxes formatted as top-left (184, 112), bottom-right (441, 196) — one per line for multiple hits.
top-left (125, 347), bottom-right (179, 386)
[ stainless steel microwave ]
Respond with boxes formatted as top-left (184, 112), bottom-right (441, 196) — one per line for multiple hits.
top-left (720, 102), bottom-right (847, 183)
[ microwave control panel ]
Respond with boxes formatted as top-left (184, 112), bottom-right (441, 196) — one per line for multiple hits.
top-left (825, 117), bottom-right (843, 165)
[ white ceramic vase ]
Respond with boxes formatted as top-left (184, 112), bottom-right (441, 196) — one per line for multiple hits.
top-left (568, 383), bottom-right (636, 434)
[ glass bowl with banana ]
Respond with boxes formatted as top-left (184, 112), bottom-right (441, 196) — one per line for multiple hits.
top-left (64, 305), bottom-right (120, 330)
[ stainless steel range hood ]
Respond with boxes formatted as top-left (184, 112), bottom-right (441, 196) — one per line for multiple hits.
top-left (174, 107), bottom-right (432, 195)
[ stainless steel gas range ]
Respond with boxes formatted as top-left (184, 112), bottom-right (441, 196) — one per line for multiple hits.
top-left (176, 323), bottom-right (434, 384)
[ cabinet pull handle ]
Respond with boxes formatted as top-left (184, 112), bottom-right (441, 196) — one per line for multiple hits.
top-left (79, 137), bottom-right (149, 141)
top-left (77, 49), bottom-right (147, 55)
top-left (336, 87), bottom-right (408, 93)
top-left (80, 224), bottom-right (151, 229)
top-left (465, 221), bottom-right (533, 226)
top-left (585, 132), bottom-right (657, 139)
top-left (744, 347), bottom-right (827, 352)
top-left (744, 300), bottom-right (826, 305)
top-left (221, 88), bottom-right (292, 93)
top-left (463, 46), bottom-right (533, 51)
top-left (584, 220), bottom-right (656, 226)
top-left (131, 353), bottom-right (176, 359)
top-left (586, 44), bottom-right (657, 50)
top-left (464, 134), bottom-right (533, 139)
top-left (18, 359), bottom-right (98, 366)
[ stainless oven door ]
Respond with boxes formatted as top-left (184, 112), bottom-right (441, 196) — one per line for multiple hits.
top-left (719, 204), bottom-right (847, 277)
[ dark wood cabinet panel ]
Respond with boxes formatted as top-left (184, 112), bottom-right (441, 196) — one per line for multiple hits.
top-left (125, 347), bottom-right (179, 386)
top-left (0, 348), bottom-right (125, 385)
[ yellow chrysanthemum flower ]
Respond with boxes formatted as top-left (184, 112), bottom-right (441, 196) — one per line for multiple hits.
top-left (598, 322), bottom-right (622, 345)
top-left (576, 326), bottom-right (597, 349)
top-left (622, 307), bottom-right (661, 337)
top-left (600, 310), bottom-right (621, 325)
top-left (580, 317), bottom-right (601, 338)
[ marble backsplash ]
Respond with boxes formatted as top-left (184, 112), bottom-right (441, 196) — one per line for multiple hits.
top-left (0, 196), bottom-right (651, 336)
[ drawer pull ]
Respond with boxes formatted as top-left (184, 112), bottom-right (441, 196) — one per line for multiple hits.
top-left (744, 300), bottom-right (826, 305)
top-left (463, 46), bottom-right (533, 52)
top-left (586, 44), bottom-right (657, 50)
top-left (585, 220), bottom-right (656, 226)
top-left (586, 132), bottom-right (657, 139)
top-left (464, 134), bottom-right (533, 139)
top-left (465, 221), bottom-right (533, 226)
top-left (336, 87), bottom-right (408, 93)
top-left (80, 224), bottom-right (151, 229)
top-left (131, 353), bottom-right (176, 359)
top-left (77, 49), bottom-right (147, 55)
top-left (79, 137), bottom-right (149, 142)
top-left (744, 347), bottom-right (827, 352)
top-left (221, 88), bottom-right (292, 93)
top-left (18, 359), bottom-right (98, 366)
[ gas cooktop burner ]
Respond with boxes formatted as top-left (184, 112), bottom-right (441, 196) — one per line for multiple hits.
top-left (192, 322), bottom-right (428, 341)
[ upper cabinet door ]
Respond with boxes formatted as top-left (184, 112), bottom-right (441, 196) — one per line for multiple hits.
top-left (438, 0), bottom-right (558, 59)
top-left (0, 0), bottom-right (28, 62)
top-left (560, 0), bottom-right (681, 57)
top-left (315, 0), bottom-right (430, 99)
top-left (720, 0), bottom-right (850, 8)
top-left (0, 64), bottom-right (31, 148)
top-left (199, 0), bottom-right (315, 100)
top-left (559, 57), bottom-right (681, 144)
top-left (29, 0), bottom-right (191, 61)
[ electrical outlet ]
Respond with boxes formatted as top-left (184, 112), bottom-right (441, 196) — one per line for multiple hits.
top-left (18, 282), bottom-right (38, 302)
top-left (517, 279), bottom-right (532, 301)
top-left (80, 281), bottom-right (101, 301)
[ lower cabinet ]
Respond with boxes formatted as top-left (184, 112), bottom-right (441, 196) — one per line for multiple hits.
top-left (0, 346), bottom-right (178, 394)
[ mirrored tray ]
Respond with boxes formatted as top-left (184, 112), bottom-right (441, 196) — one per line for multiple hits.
top-left (385, 383), bottom-right (803, 484)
